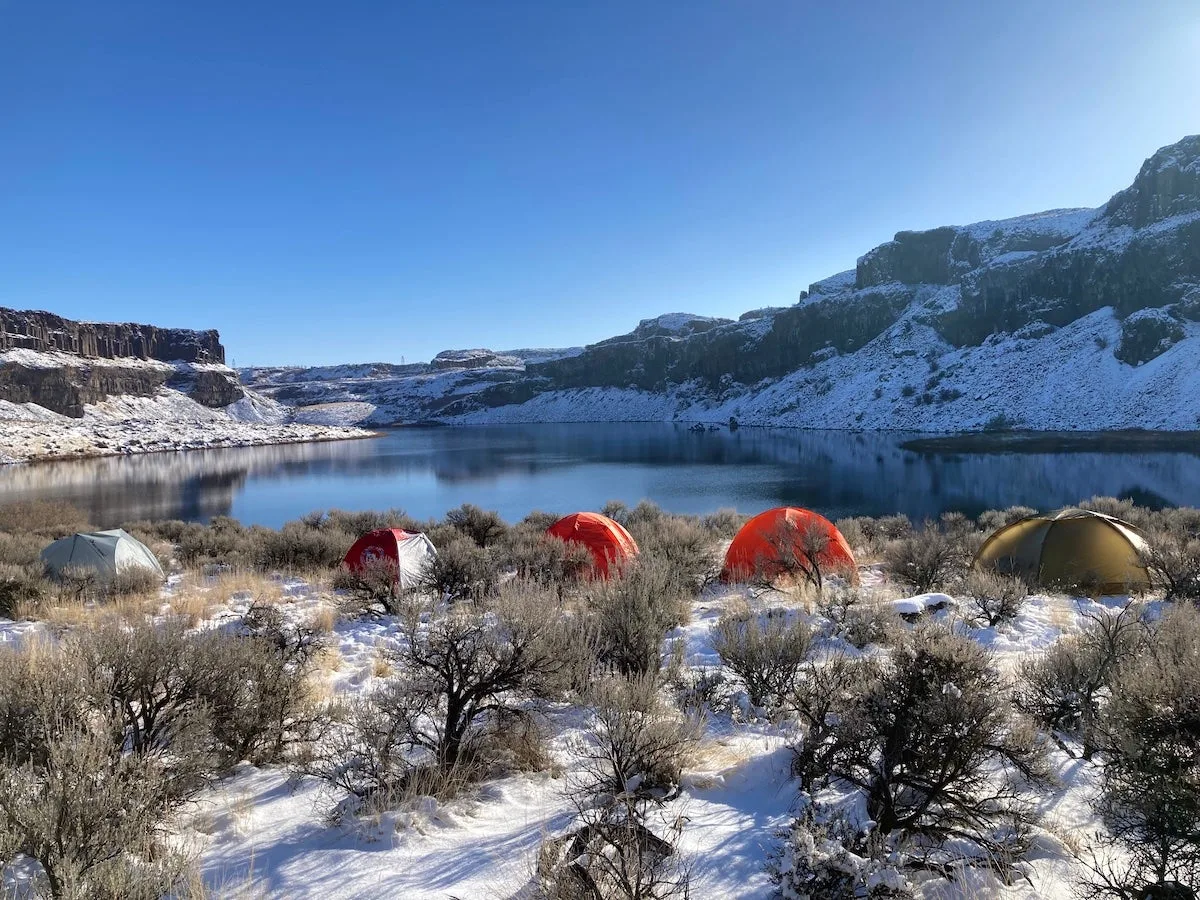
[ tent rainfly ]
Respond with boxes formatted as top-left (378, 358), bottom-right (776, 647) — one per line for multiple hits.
top-left (40, 529), bottom-right (166, 582)
top-left (546, 512), bottom-right (639, 578)
top-left (973, 508), bottom-right (1150, 596)
top-left (722, 506), bottom-right (857, 584)
top-left (341, 529), bottom-right (438, 590)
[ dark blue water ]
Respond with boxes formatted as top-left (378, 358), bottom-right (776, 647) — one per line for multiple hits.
top-left (1, 424), bottom-right (1198, 528)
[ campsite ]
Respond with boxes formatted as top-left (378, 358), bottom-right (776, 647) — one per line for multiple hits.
top-left (4, 3), bottom-right (1198, 898)
top-left (0, 495), bottom-right (1196, 899)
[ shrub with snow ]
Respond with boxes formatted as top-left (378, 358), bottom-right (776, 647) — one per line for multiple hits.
top-left (786, 626), bottom-right (1043, 884)
top-left (960, 569), bottom-right (1029, 628)
top-left (711, 609), bottom-right (812, 711)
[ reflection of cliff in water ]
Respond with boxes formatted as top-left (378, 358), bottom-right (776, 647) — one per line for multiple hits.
top-left (0, 441), bottom-right (381, 526)
top-left (2, 425), bottom-right (1200, 526)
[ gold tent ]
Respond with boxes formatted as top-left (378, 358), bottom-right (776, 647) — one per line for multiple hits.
top-left (973, 508), bottom-right (1150, 596)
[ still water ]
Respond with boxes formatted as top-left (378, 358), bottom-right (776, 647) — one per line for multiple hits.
top-left (2, 424), bottom-right (1199, 528)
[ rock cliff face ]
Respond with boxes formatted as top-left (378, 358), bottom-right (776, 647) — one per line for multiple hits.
top-left (0, 308), bottom-right (225, 364)
top-left (0, 363), bottom-right (168, 418)
top-left (0, 309), bottom-right (243, 417)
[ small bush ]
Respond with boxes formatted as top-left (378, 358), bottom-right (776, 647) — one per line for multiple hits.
top-left (591, 559), bottom-right (690, 677)
top-left (625, 501), bottom-right (667, 530)
top-left (884, 524), bottom-right (970, 592)
top-left (500, 529), bottom-right (593, 587)
top-left (976, 506), bottom-right (1038, 533)
top-left (0, 501), bottom-right (91, 536)
top-left (0, 563), bottom-right (47, 619)
top-left (0, 531), bottom-right (51, 569)
top-left (541, 674), bottom-right (696, 900)
top-left (417, 534), bottom-right (498, 603)
top-left (1014, 605), bottom-right (1147, 759)
top-left (792, 626), bottom-right (1042, 881)
top-left (711, 609), bottom-right (812, 710)
top-left (248, 522), bottom-right (352, 572)
top-left (600, 500), bottom-right (630, 524)
top-left (1085, 605), bottom-right (1200, 896)
top-left (444, 503), bottom-right (507, 547)
top-left (519, 510), bottom-right (562, 532)
top-left (103, 566), bottom-right (163, 599)
top-left (700, 508), bottom-right (746, 539)
top-left (960, 569), bottom-right (1029, 628)
top-left (0, 643), bottom-right (197, 899)
top-left (1079, 496), bottom-right (1154, 531)
top-left (770, 800), bottom-right (915, 899)
top-left (580, 673), bottom-right (698, 801)
top-left (841, 603), bottom-right (903, 650)
top-left (1139, 529), bottom-right (1200, 601)
top-left (628, 515), bottom-right (716, 596)
top-left (331, 556), bottom-right (407, 617)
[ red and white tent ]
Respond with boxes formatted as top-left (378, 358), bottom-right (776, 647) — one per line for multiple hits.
top-left (342, 528), bottom-right (437, 589)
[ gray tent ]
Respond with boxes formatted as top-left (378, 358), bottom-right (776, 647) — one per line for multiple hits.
top-left (40, 529), bottom-right (165, 582)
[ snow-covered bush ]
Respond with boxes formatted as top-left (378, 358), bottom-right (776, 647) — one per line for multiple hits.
top-left (770, 800), bottom-right (914, 899)
top-left (1083, 605), bottom-right (1200, 896)
top-left (789, 626), bottom-right (1042, 882)
top-left (579, 673), bottom-right (698, 801)
top-left (75, 612), bottom-right (325, 770)
top-left (538, 674), bottom-right (697, 900)
top-left (305, 585), bottom-right (566, 811)
top-left (712, 609), bottom-right (812, 710)
top-left (960, 569), bottom-right (1029, 627)
top-left (1014, 605), bottom-right (1147, 759)
top-left (0, 643), bottom-right (198, 899)
top-left (537, 794), bottom-right (690, 900)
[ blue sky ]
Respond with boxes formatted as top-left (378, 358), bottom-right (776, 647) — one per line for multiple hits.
top-left (2, 1), bottom-right (1197, 366)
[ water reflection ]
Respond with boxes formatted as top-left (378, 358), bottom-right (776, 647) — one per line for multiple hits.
top-left (1, 424), bottom-right (1199, 528)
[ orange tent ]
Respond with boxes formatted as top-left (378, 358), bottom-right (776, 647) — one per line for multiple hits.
top-left (722, 507), bottom-right (856, 583)
top-left (546, 512), bottom-right (639, 578)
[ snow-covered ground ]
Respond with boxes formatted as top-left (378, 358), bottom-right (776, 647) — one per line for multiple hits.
top-left (5, 568), bottom-right (1138, 899)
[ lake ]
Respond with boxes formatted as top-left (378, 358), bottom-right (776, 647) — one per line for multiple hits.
top-left (2, 424), bottom-right (1200, 528)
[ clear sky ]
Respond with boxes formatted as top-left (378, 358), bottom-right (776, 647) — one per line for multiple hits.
top-left (2, 1), bottom-right (1197, 366)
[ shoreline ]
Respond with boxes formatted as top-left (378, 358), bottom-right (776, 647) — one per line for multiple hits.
top-left (0, 420), bottom-right (379, 466)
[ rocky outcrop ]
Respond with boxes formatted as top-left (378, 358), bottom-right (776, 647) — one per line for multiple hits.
top-left (0, 308), bottom-right (225, 363)
top-left (431, 349), bottom-right (522, 370)
top-left (169, 369), bottom-right (245, 407)
top-left (856, 227), bottom-right (959, 288)
top-left (1115, 308), bottom-right (1185, 365)
top-left (1103, 135), bottom-right (1200, 228)
top-left (0, 363), bottom-right (168, 417)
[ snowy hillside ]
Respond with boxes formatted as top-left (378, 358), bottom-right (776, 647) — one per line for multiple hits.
top-left (0, 349), bottom-right (368, 463)
top-left (243, 135), bottom-right (1200, 432)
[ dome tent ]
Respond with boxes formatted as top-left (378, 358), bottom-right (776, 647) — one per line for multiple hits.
top-left (342, 529), bottom-right (437, 590)
top-left (41, 529), bottom-right (165, 582)
top-left (546, 512), bottom-right (639, 578)
top-left (973, 508), bottom-right (1150, 596)
top-left (722, 506), bottom-right (857, 584)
